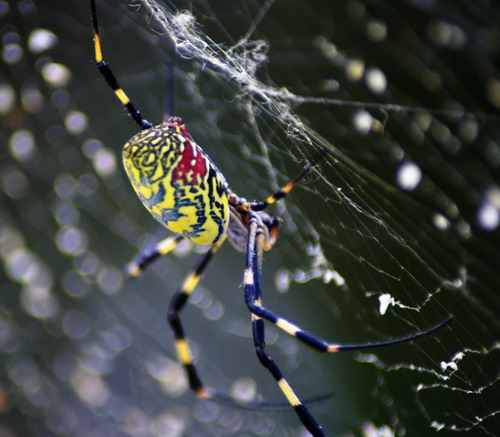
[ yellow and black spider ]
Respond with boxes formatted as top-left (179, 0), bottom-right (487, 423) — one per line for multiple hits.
top-left (90, 1), bottom-right (452, 435)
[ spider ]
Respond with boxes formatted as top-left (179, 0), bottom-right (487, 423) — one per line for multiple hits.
top-left (90, 1), bottom-right (452, 435)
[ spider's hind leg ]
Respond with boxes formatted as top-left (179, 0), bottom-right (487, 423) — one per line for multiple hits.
top-left (249, 148), bottom-right (328, 212)
top-left (90, 0), bottom-right (152, 130)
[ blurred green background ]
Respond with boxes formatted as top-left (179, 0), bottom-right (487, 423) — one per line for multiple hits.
top-left (0, 0), bottom-right (499, 436)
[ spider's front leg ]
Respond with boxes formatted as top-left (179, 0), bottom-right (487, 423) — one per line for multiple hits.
top-left (244, 216), bottom-right (326, 437)
top-left (166, 235), bottom-right (226, 398)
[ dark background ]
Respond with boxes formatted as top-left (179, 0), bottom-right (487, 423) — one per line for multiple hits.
top-left (0, 0), bottom-right (499, 436)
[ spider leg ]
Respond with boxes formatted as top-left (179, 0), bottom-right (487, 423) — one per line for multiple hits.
top-left (244, 216), bottom-right (325, 437)
top-left (126, 234), bottom-right (184, 277)
top-left (167, 235), bottom-right (227, 399)
top-left (247, 284), bottom-right (453, 353)
top-left (249, 149), bottom-right (328, 212)
top-left (90, 0), bottom-right (152, 130)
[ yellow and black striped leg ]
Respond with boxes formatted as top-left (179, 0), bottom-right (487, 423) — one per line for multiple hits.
top-left (249, 149), bottom-right (328, 212)
top-left (244, 217), bottom-right (325, 437)
top-left (242, 218), bottom-right (452, 356)
top-left (248, 296), bottom-right (453, 355)
top-left (126, 234), bottom-right (184, 278)
top-left (167, 235), bottom-right (227, 399)
top-left (90, 0), bottom-right (152, 130)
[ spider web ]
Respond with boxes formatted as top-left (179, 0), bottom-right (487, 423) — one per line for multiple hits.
top-left (1, 0), bottom-right (499, 436)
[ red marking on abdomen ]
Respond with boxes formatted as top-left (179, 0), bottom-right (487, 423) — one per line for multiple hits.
top-left (179, 124), bottom-right (192, 140)
top-left (173, 140), bottom-right (207, 185)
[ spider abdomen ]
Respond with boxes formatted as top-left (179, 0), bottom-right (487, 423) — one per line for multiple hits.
top-left (123, 119), bottom-right (229, 245)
